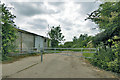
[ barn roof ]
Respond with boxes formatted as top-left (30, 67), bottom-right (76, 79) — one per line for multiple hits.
top-left (16, 28), bottom-right (49, 39)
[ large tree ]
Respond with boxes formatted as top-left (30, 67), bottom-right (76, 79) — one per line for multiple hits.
top-left (48, 25), bottom-right (65, 47)
top-left (86, 2), bottom-right (120, 46)
top-left (1, 4), bottom-right (17, 59)
top-left (85, 2), bottom-right (120, 73)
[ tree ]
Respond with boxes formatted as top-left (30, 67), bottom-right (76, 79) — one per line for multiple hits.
top-left (1, 4), bottom-right (17, 60)
top-left (86, 2), bottom-right (120, 46)
top-left (64, 42), bottom-right (73, 48)
top-left (86, 1), bottom-right (120, 73)
top-left (48, 25), bottom-right (65, 47)
top-left (72, 34), bottom-right (93, 48)
top-left (73, 36), bottom-right (77, 44)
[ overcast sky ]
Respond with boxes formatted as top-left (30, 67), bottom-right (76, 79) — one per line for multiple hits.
top-left (2, 0), bottom-right (101, 41)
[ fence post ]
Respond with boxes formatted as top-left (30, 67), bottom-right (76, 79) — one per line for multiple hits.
top-left (81, 48), bottom-right (83, 57)
top-left (41, 50), bottom-right (43, 62)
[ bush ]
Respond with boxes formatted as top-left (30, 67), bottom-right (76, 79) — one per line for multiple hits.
top-left (108, 58), bottom-right (119, 72)
top-left (91, 41), bottom-right (120, 73)
top-left (2, 56), bottom-right (13, 61)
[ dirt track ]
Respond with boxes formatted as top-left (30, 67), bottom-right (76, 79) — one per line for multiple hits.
top-left (2, 53), bottom-right (117, 78)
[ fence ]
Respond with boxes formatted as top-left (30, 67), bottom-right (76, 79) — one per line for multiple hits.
top-left (8, 47), bottom-right (99, 62)
top-left (8, 47), bottom-right (43, 56)
top-left (44, 48), bottom-right (99, 59)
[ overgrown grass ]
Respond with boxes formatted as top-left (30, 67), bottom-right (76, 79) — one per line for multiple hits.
top-left (83, 53), bottom-right (94, 58)
top-left (2, 53), bottom-right (41, 64)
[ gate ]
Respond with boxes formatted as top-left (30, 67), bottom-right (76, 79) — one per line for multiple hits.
top-left (44, 48), bottom-right (98, 59)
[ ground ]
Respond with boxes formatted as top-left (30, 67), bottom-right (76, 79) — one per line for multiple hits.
top-left (2, 53), bottom-right (118, 78)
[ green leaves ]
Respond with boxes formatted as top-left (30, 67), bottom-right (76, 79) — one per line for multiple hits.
top-left (91, 41), bottom-right (120, 73)
top-left (87, 2), bottom-right (120, 72)
top-left (1, 3), bottom-right (17, 59)
top-left (48, 25), bottom-right (65, 47)
top-left (86, 2), bottom-right (120, 46)
top-left (72, 34), bottom-right (93, 48)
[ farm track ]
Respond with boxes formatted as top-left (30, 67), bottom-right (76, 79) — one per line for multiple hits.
top-left (2, 53), bottom-right (118, 78)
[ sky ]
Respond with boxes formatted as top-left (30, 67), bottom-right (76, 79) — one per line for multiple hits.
top-left (1, 0), bottom-right (101, 42)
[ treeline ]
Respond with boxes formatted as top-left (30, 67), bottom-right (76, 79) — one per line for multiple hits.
top-left (59, 34), bottom-right (93, 48)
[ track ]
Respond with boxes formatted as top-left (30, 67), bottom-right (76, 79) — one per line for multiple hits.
top-left (2, 53), bottom-right (117, 78)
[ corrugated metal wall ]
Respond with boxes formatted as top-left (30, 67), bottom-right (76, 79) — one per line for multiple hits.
top-left (35, 36), bottom-right (44, 51)
top-left (15, 30), bottom-right (51, 53)
top-left (21, 32), bottom-right (34, 51)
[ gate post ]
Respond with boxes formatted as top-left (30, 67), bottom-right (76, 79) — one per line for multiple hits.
top-left (41, 50), bottom-right (43, 62)
top-left (81, 48), bottom-right (83, 57)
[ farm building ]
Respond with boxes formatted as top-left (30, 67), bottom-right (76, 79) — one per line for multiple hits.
top-left (15, 28), bottom-right (51, 53)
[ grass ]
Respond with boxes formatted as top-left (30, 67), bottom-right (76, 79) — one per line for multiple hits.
top-left (2, 53), bottom-right (41, 64)
top-left (83, 53), bottom-right (95, 58)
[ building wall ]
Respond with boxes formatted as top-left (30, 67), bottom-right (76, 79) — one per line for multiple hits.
top-left (21, 32), bottom-right (34, 51)
top-left (15, 32), bottom-right (21, 52)
top-left (15, 31), bottom-right (34, 53)
top-left (35, 36), bottom-right (44, 51)
top-left (39, 37), bottom-right (45, 49)
top-left (15, 29), bottom-right (51, 53)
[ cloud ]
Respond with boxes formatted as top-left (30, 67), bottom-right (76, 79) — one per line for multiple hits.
top-left (58, 18), bottom-right (73, 27)
top-left (77, 2), bottom-right (100, 15)
top-left (48, 2), bottom-right (64, 6)
top-left (5, 1), bottom-right (101, 41)
top-left (11, 2), bottom-right (59, 17)
top-left (27, 19), bottom-right (48, 29)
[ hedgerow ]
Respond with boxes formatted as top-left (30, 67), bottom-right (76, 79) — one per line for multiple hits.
top-left (91, 41), bottom-right (120, 73)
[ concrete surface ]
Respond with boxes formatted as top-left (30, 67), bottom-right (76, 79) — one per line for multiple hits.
top-left (2, 53), bottom-right (116, 78)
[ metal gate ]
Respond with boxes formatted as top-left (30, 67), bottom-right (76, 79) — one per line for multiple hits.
top-left (44, 48), bottom-right (98, 59)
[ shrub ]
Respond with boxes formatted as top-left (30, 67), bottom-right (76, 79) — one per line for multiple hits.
top-left (91, 41), bottom-right (120, 73)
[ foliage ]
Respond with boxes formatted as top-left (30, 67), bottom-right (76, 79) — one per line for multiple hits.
top-left (85, 2), bottom-right (120, 73)
top-left (1, 4), bottom-right (17, 60)
top-left (48, 25), bottom-right (65, 47)
top-left (63, 42), bottom-right (73, 48)
top-left (67, 34), bottom-right (93, 48)
top-left (59, 34), bottom-right (93, 48)
top-left (2, 53), bottom-right (41, 63)
top-left (83, 53), bottom-right (94, 58)
top-left (86, 2), bottom-right (120, 47)
top-left (91, 40), bottom-right (120, 73)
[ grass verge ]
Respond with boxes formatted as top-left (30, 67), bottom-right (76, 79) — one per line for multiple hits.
top-left (2, 53), bottom-right (41, 64)
top-left (83, 53), bottom-right (94, 58)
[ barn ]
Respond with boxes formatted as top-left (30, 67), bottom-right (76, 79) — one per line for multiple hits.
top-left (15, 28), bottom-right (51, 54)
